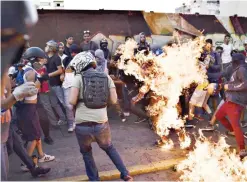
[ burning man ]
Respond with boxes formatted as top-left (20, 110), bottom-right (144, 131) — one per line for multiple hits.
top-left (116, 35), bottom-right (206, 149)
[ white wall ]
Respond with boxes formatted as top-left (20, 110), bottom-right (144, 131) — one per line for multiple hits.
top-left (220, 1), bottom-right (247, 17)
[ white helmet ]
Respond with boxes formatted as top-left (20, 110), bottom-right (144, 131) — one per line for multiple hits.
top-left (70, 52), bottom-right (96, 74)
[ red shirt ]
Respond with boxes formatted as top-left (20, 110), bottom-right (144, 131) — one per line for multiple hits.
top-left (37, 66), bottom-right (49, 93)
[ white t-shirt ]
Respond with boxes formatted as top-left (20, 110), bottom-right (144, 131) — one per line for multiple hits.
top-left (221, 43), bottom-right (233, 64)
top-left (62, 72), bottom-right (75, 89)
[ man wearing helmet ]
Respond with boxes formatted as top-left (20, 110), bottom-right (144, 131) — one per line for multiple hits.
top-left (69, 52), bottom-right (133, 181)
top-left (45, 40), bottom-right (67, 126)
top-left (1, 1), bottom-right (51, 180)
top-left (100, 38), bottom-right (111, 60)
top-left (16, 47), bottom-right (55, 168)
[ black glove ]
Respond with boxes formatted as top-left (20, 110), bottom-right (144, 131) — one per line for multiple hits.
top-left (37, 74), bottom-right (49, 83)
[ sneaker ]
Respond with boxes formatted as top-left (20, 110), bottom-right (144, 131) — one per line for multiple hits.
top-left (20, 163), bottom-right (29, 172)
top-left (38, 154), bottom-right (55, 163)
top-left (68, 126), bottom-right (74, 133)
top-left (44, 136), bottom-right (54, 145)
top-left (241, 121), bottom-right (247, 128)
top-left (120, 113), bottom-right (127, 122)
top-left (184, 119), bottom-right (196, 128)
top-left (30, 166), bottom-right (51, 177)
top-left (73, 122), bottom-right (76, 130)
top-left (134, 117), bottom-right (147, 124)
top-left (239, 150), bottom-right (247, 160)
top-left (202, 124), bottom-right (215, 131)
top-left (123, 112), bottom-right (130, 117)
top-left (57, 120), bottom-right (66, 126)
top-left (122, 175), bottom-right (133, 181)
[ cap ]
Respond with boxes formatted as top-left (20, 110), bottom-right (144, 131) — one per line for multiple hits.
top-left (69, 44), bottom-right (80, 54)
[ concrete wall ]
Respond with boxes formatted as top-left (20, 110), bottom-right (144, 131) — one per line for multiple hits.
top-left (29, 10), bottom-right (247, 56)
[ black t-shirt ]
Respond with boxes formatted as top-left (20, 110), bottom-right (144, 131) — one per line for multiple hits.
top-left (64, 45), bottom-right (70, 56)
top-left (46, 54), bottom-right (62, 86)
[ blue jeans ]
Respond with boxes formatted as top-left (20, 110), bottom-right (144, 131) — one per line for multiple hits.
top-left (39, 92), bottom-right (58, 126)
top-left (63, 87), bottom-right (75, 127)
top-left (122, 85), bottom-right (148, 119)
top-left (122, 85), bottom-right (131, 112)
top-left (75, 122), bottom-right (129, 181)
top-left (50, 86), bottom-right (66, 122)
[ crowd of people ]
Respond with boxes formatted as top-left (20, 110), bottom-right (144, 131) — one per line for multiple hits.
top-left (1, 1), bottom-right (247, 181)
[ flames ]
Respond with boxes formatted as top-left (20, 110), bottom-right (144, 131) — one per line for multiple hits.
top-left (115, 33), bottom-right (247, 181)
top-left (117, 33), bottom-right (207, 143)
top-left (177, 130), bottom-right (247, 181)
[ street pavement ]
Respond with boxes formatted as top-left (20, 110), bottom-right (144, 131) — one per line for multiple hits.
top-left (8, 107), bottom-right (247, 181)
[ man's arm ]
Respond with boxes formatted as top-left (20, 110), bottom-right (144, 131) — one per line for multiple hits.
top-left (1, 82), bottom-right (38, 110)
top-left (25, 70), bottom-right (40, 89)
top-left (132, 84), bottom-right (150, 104)
top-left (69, 75), bottom-right (81, 105)
top-left (227, 67), bottom-right (247, 91)
top-left (1, 95), bottom-right (17, 110)
top-left (109, 87), bottom-right (117, 104)
top-left (107, 76), bottom-right (117, 104)
top-left (69, 87), bottom-right (79, 105)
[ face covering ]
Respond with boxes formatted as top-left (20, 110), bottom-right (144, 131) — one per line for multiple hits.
top-left (45, 46), bottom-right (49, 53)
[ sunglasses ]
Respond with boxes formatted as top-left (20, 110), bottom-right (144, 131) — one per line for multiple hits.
top-left (83, 30), bottom-right (90, 34)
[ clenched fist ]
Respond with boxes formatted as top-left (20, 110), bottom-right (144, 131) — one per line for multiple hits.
top-left (12, 82), bottom-right (38, 101)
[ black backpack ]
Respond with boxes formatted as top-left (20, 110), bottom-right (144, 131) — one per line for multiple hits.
top-left (81, 70), bottom-right (109, 109)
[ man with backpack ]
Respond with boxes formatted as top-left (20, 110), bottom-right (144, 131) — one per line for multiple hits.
top-left (69, 52), bottom-right (133, 181)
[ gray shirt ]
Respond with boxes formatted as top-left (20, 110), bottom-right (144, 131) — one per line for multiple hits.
top-left (80, 41), bottom-right (99, 52)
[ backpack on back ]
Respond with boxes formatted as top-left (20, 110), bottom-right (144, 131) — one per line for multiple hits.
top-left (81, 70), bottom-right (109, 109)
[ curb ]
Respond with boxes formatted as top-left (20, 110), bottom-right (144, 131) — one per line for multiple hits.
top-left (53, 157), bottom-right (186, 181)
top-left (52, 145), bottom-right (244, 181)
